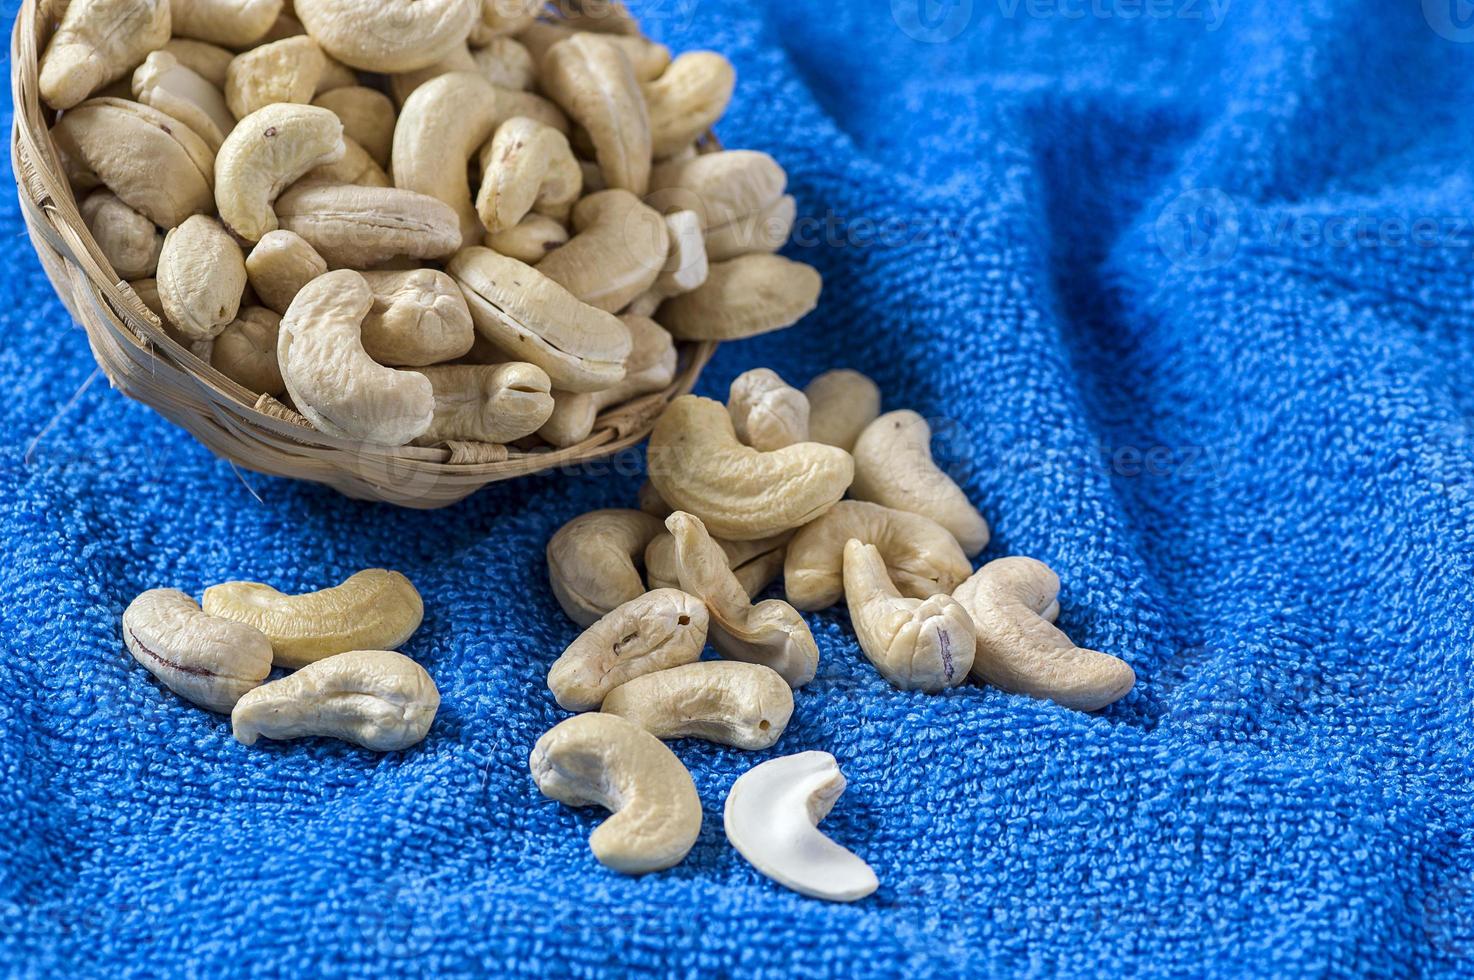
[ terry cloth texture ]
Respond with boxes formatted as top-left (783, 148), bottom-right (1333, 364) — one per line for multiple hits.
top-left (4, 0), bottom-right (1474, 975)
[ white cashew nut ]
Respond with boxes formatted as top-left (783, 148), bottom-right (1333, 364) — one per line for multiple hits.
top-left (645, 528), bottom-right (788, 601)
top-left (156, 215), bottom-right (247, 341)
top-left (80, 190), bottom-right (162, 280)
top-left (215, 102), bottom-right (345, 244)
top-left (245, 230), bottom-right (328, 315)
top-left (131, 51), bottom-right (235, 153)
top-left (535, 189), bottom-right (670, 314)
top-left (546, 588), bottom-right (708, 711)
top-left (484, 213), bottom-right (569, 263)
top-left (358, 268), bottom-right (475, 366)
top-left (545, 508), bottom-right (665, 628)
top-left (211, 306), bottom-right (285, 396)
top-left (602, 661), bottom-right (793, 750)
top-left (171, 0), bottom-right (281, 47)
top-left (658, 253), bottom-right (821, 341)
top-left (392, 71), bottom-right (503, 247)
top-left (122, 588), bottom-right (273, 713)
top-left (273, 182), bottom-right (462, 267)
top-left (412, 362), bottom-right (553, 445)
top-left (475, 115), bottom-right (582, 234)
top-left (312, 86), bottom-right (397, 168)
top-left (38, 0), bottom-right (171, 111)
top-left (294, 0), bottom-right (479, 72)
top-left (642, 51), bottom-right (735, 159)
top-left (540, 33), bottom-right (651, 195)
top-left (728, 368), bottom-right (810, 452)
top-left (724, 751), bottom-right (879, 903)
top-left (805, 369), bottom-right (880, 452)
top-left (536, 314), bottom-right (676, 448)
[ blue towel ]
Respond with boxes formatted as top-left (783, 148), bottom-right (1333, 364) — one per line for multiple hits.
top-left (5, 0), bottom-right (1474, 974)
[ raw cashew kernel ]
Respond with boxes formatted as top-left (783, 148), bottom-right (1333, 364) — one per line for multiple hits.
top-left (122, 588), bottom-right (273, 713)
top-left (647, 396), bottom-right (853, 542)
top-left (211, 306), bottom-right (285, 395)
top-left (245, 230), bottom-right (328, 314)
top-left (232, 650), bottom-right (439, 751)
top-left (312, 86), bottom-right (396, 168)
top-left (546, 588), bottom-right (708, 711)
top-left (666, 511), bottom-right (818, 688)
top-left (393, 71), bottom-right (504, 247)
top-left (728, 368), bottom-right (809, 452)
top-left (161, 39), bottom-right (235, 87)
top-left (485, 213), bottom-right (569, 263)
top-left (535, 190), bottom-right (669, 313)
top-left (171, 0), bottom-right (282, 47)
top-left (851, 410), bottom-right (990, 557)
top-left (224, 36), bottom-right (329, 119)
top-left (536, 314), bottom-right (675, 448)
top-left (204, 568), bottom-right (424, 669)
top-left (518, 22), bottom-right (671, 83)
top-left (704, 193), bottom-right (795, 262)
top-left (805, 369), bottom-right (880, 452)
top-left (276, 270), bottom-right (436, 444)
top-left (952, 557), bottom-right (1135, 711)
top-left (651, 209), bottom-right (707, 298)
top-left (785, 500), bottom-right (971, 612)
top-left (215, 102), bottom-right (345, 243)
top-left (541, 33), bottom-right (651, 195)
top-left (358, 269), bottom-right (475, 366)
top-left (658, 254), bottom-right (821, 341)
top-left (38, 0), bottom-right (171, 111)
top-left (473, 36), bottom-right (536, 90)
top-left (645, 529), bottom-right (788, 600)
top-left (132, 51), bottom-right (235, 152)
top-left (388, 43), bottom-right (476, 105)
top-left (844, 540), bottom-right (975, 693)
top-left (546, 509), bottom-right (665, 627)
top-left (80, 190), bottom-right (162, 280)
top-left (300, 135), bottom-right (389, 187)
top-left (529, 712), bottom-right (701, 874)
top-left (724, 751), bottom-right (879, 903)
top-left (447, 247), bottom-right (631, 393)
top-left (157, 215), bottom-right (247, 341)
top-left (294, 0), bottom-right (479, 72)
top-left (642, 51), bottom-right (735, 159)
top-left (273, 182), bottom-right (462, 267)
top-left (475, 116), bottom-right (582, 234)
top-left (602, 661), bottom-right (792, 750)
top-left (647, 150), bottom-right (788, 258)
top-left (469, 0), bottom-right (540, 43)
top-left (411, 362), bottom-right (553, 444)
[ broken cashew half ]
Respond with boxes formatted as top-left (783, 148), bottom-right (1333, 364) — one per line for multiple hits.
top-left (602, 661), bottom-right (793, 750)
top-left (724, 751), bottom-right (878, 903)
top-left (215, 102), bottom-right (345, 244)
top-left (122, 588), bottom-right (274, 713)
top-left (529, 712), bottom-right (701, 875)
top-left (952, 557), bottom-right (1135, 711)
top-left (546, 508), bottom-right (665, 628)
top-left (131, 50), bottom-right (235, 153)
top-left (232, 649), bottom-right (440, 751)
top-left (546, 588), bottom-right (708, 711)
top-left (805, 369), bottom-right (880, 452)
top-left (728, 368), bottom-right (809, 452)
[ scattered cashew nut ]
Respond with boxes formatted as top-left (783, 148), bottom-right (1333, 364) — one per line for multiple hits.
top-left (214, 102), bottom-right (344, 244)
top-left (546, 588), bottom-right (708, 711)
top-left (728, 368), bottom-right (809, 452)
top-left (805, 369), bottom-right (880, 452)
top-left (39, 0), bottom-right (171, 111)
top-left (157, 215), bottom-right (247, 341)
top-left (602, 661), bottom-right (792, 750)
top-left (546, 508), bottom-right (665, 628)
top-left (645, 529), bottom-right (788, 601)
top-left (122, 588), bottom-right (273, 713)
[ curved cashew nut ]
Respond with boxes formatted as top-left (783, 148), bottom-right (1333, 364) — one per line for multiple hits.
top-left (157, 215), bottom-right (247, 341)
top-left (122, 588), bottom-right (273, 713)
top-left (294, 0), bottom-right (478, 72)
top-left (535, 190), bottom-right (669, 314)
top-left (645, 529), bottom-right (787, 600)
top-left (805, 369), bottom-right (880, 452)
top-left (273, 182), bottom-right (462, 266)
top-left (38, 0), bottom-right (171, 111)
top-left (225, 36), bottom-right (329, 119)
top-left (724, 751), bottom-right (878, 902)
top-left (547, 588), bottom-right (708, 711)
top-left (313, 86), bottom-right (396, 168)
top-left (475, 116), bottom-right (582, 235)
top-left (537, 314), bottom-right (676, 448)
top-left (666, 511), bottom-right (818, 688)
top-left (658, 254), bottom-right (821, 341)
top-left (647, 150), bottom-right (787, 256)
top-left (215, 102), bottom-right (344, 244)
top-left (232, 650), bottom-right (440, 751)
top-left (204, 568), bottom-right (424, 669)
top-left (643, 51), bottom-right (735, 159)
top-left (529, 712), bottom-right (701, 874)
top-left (245, 230), bottom-right (327, 314)
top-left (171, 0), bottom-right (281, 47)
top-left (411, 362), bottom-right (553, 445)
top-left (131, 51), bottom-right (235, 153)
top-left (704, 194), bottom-right (796, 262)
top-left (785, 501), bottom-right (971, 612)
top-left (602, 661), bottom-right (793, 750)
top-left (519, 22), bottom-right (671, 83)
top-left (275, 270), bottom-right (436, 445)
top-left (357, 269), bottom-right (475, 366)
top-left (447, 247), bottom-right (631, 393)
top-left (728, 368), bottom-right (809, 452)
top-left (546, 509), bottom-right (665, 627)
top-left (211, 306), bottom-right (285, 396)
top-left (851, 410), bottom-right (990, 557)
top-left (647, 396), bottom-right (853, 541)
top-left (393, 71), bottom-right (503, 247)
top-left (541, 33), bottom-right (651, 195)
top-left (80, 190), bottom-right (162, 280)
top-left (843, 540), bottom-right (975, 692)
top-left (485, 213), bottom-right (570, 263)
top-left (952, 557), bottom-right (1135, 711)
top-left (52, 98), bottom-right (216, 229)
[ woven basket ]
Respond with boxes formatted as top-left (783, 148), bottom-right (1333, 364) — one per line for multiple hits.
top-left (8, 0), bottom-right (716, 508)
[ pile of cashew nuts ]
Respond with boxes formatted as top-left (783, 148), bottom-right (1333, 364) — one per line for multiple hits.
top-left (43, 0), bottom-right (820, 448)
top-left (534, 367), bottom-right (1138, 899)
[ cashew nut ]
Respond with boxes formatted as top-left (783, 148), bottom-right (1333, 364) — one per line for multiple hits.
top-left (299, 135), bottom-right (389, 187)
top-left (536, 313), bottom-right (675, 448)
top-left (274, 270), bottom-right (436, 443)
top-left (80, 189), bottom-right (162, 279)
top-left (131, 51), bottom-right (235, 152)
top-left (952, 557), bottom-right (1135, 711)
top-left (647, 150), bottom-right (788, 259)
top-left (273, 182), bottom-right (462, 266)
top-left (535, 190), bottom-right (668, 314)
top-left (225, 36), bottom-right (328, 119)
top-left (784, 501), bottom-right (971, 612)
top-left (232, 650), bottom-right (440, 751)
top-left (665, 511), bottom-right (818, 687)
top-left (724, 751), bottom-right (878, 902)
top-left (245, 230), bottom-right (328, 314)
top-left (411, 362), bottom-right (553, 444)
top-left (529, 712), bottom-right (701, 874)
top-left (546, 588), bottom-right (708, 711)
top-left (647, 396), bottom-right (853, 541)
top-left (171, 0), bottom-right (281, 47)
top-left (204, 568), bottom-right (424, 669)
top-left (38, 0), bottom-right (170, 111)
top-left (468, 0), bottom-right (539, 44)
top-left (546, 509), bottom-right (665, 627)
top-left (161, 38), bottom-right (235, 87)
top-left (645, 529), bottom-right (787, 601)
top-left (393, 71), bottom-right (503, 247)
top-left (805, 369), bottom-right (880, 452)
top-left (540, 34), bottom-right (651, 195)
top-left (357, 269), bottom-right (475, 366)
top-left (121, 588), bottom-right (273, 713)
top-left (850, 411), bottom-right (990, 558)
top-left (602, 661), bottom-right (792, 750)
top-left (294, 0), bottom-right (478, 72)
top-left (703, 194), bottom-right (795, 261)
top-left (843, 541), bottom-right (975, 693)
top-left (643, 52), bottom-right (735, 159)
top-left (447, 247), bottom-right (631, 393)
top-left (215, 102), bottom-right (344, 243)
top-left (211, 306), bottom-right (285, 395)
top-left (728, 368), bottom-right (809, 452)
top-left (649, 209), bottom-right (707, 299)
top-left (485, 213), bottom-right (569, 263)
top-left (312, 86), bottom-right (396, 168)
top-left (475, 116), bottom-right (582, 235)
top-left (51, 98), bottom-right (216, 229)
top-left (472, 35), bottom-right (535, 89)
top-left (387, 43), bottom-right (476, 105)
top-left (518, 22), bottom-right (670, 83)
top-left (658, 254), bottom-right (821, 341)
top-left (156, 215), bottom-right (247, 341)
